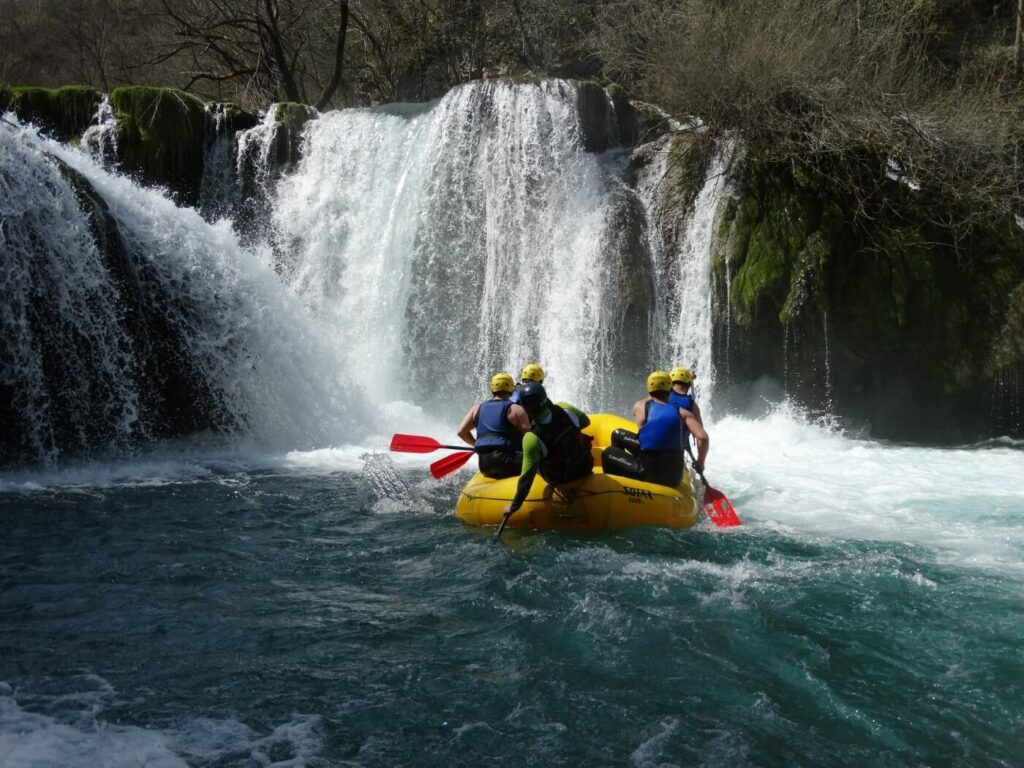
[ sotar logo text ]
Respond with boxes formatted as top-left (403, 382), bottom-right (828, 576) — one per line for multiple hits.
top-left (623, 486), bottom-right (653, 500)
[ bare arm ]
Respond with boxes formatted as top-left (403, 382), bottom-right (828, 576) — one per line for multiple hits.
top-left (680, 408), bottom-right (709, 471)
top-left (632, 398), bottom-right (650, 429)
top-left (507, 403), bottom-right (531, 434)
top-left (456, 404), bottom-right (479, 447)
top-left (691, 401), bottom-right (704, 425)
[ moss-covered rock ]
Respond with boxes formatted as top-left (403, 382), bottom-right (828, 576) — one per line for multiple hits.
top-left (993, 281), bottom-right (1024, 369)
top-left (574, 80), bottom-right (613, 152)
top-left (3, 86), bottom-right (102, 141)
top-left (271, 102), bottom-right (316, 166)
top-left (220, 102), bottom-right (259, 132)
top-left (573, 80), bottom-right (669, 151)
top-left (666, 133), bottom-right (711, 209)
top-left (726, 156), bottom-right (853, 327)
top-left (716, 149), bottom-right (1024, 440)
top-left (110, 86), bottom-right (208, 204)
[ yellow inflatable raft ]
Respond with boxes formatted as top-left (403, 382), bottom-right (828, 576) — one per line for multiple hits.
top-left (455, 413), bottom-right (700, 532)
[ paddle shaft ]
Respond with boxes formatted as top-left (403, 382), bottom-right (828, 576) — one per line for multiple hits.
top-left (494, 507), bottom-right (515, 541)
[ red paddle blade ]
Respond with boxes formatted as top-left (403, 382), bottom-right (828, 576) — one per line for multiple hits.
top-left (390, 434), bottom-right (444, 453)
top-left (430, 451), bottom-right (474, 479)
top-left (703, 485), bottom-right (742, 527)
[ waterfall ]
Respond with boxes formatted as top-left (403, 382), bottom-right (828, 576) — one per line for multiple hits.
top-left (1, 119), bottom-right (363, 464)
top-left (199, 104), bottom-right (293, 246)
top-left (634, 136), bottom-right (733, 415)
top-left (663, 146), bottom-right (731, 409)
top-left (272, 80), bottom-right (645, 415)
top-left (1, 124), bottom-right (144, 463)
top-left (2, 79), bottom-right (740, 464)
top-left (82, 95), bottom-right (117, 166)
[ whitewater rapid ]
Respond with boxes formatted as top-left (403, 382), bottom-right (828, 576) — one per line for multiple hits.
top-left (1, 405), bottom-right (1020, 578)
top-left (4, 82), bottom-right (1024, 576)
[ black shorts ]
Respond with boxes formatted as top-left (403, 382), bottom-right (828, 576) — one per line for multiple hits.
top-left (601, 445), bottom-right (644, 480)
top-left (638, 450), bottom-right (685, 488)
top-left (477, 449), bottom-right (522, 479)
top-left (603, 430), bottom-right (684, 488)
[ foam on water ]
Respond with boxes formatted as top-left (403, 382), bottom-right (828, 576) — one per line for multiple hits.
top-left (1, 398), bottom-right (1021, 577)
top-left (2, 118), bottom-right (377, 458)
top-left (708, 403), bottom-right (1024, 572)
top-left (0, 679), bottom-right (321, 768)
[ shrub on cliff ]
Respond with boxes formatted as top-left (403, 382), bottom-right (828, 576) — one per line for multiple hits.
top-left (110, 86), bottom-right (207, 204)
top-left (1, 86), bottom-right (101, 141)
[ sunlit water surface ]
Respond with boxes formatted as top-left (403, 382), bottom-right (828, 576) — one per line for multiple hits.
top-left (2, 411), bottom-right (1022, 767)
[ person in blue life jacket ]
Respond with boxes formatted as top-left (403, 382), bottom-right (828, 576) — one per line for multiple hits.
top-left (509, 363), bottom-right (545, 404)
top-left (456, 372), bottom-right (531, 479)
top-left (668, 367), bottom-right (703, 425)
top-left (601, 370), bottom-right (709, 488)
top-left (502, 382), bottom-right (594, 517)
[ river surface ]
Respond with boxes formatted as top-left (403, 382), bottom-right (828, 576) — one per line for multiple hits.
top-left (2, 412), bottom-right (1022, 767)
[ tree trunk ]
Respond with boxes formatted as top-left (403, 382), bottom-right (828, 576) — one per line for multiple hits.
top-left (316, 0), bottom-right (349, 111)
top-left (263, 0), bottom-right (302, 103)
top-left (1011, 0), bottom-right (1019, 75)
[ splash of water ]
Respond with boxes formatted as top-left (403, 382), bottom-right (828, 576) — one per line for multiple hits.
top-left (1, 119), bottom-right (367, 461)
top-left (664, 145), bottom-right (733, 409)
top-left (1, 124), bottom-right (144, 462)
top-left (273, 81), bottom-right (641, 415)
top-left (81, 95), bottom-right (117, 166)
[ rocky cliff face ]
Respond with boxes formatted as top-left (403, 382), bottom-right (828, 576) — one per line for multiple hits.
top-left (709, 153), bottom-right (1024, 442)
top-left (5, 81), bottom-right (1022, 447)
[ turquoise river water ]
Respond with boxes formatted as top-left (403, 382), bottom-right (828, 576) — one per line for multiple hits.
top-left (1, 412), bottom-right (1022, 767)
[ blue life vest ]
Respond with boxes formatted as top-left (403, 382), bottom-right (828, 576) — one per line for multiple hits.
top-left (639, 400), bottom-right (684, 452)
top-left (509, 386), bottom-right (522, 404)
top-left (475, 399), bottom-right (522, 451)
top-left (669, 391), bottom-right (694, 412)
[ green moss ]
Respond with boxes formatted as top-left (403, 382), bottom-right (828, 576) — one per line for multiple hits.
top-left (992, 282), bottom-right (1024, 369)
top-left (662, 133), bottom-right (708, 213)
top-left (711, 196), bottom-right (739, 270)
top-left (110, 86), bottom-right (207, 203)
top-left (5, 86), bottom-right (101, 141)
top-left (271, 102), bottom-right (317, 166)
top-left (781, 232), bottom-right (830, 323)
top-left (274, 101), bottom-right (316, 131)
top-left (220, 102), bottom-right (258, 132)
top-left (732, 226), bottom-right (791, 324)
top-left (722, 156), bottom-right (857, 327)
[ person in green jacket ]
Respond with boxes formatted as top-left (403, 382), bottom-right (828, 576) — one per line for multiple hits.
top-left (502, 382), bottom-right (593, 517)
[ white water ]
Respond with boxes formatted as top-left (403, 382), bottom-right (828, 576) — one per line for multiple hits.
top-left (664, 143), bottom-right (733, 407)
top-left (2, 117), bottom-right (374, 453)
top-left (3, 83), bottom-right (1024, 573)
top-left (1, 123), bottom-right (143, 461)
top-left (0, 678), bottom-right (322, 768)
top-left (273, 81), bottom-right (638, 412)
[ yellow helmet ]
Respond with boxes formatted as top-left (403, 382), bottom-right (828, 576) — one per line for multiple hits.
top-left (669, 367), bottom-right (695, 384)
top-left (646, 370), bottom-right (672, 393)
top-left (520, 363), bottom-right (545, 382)
top-left (490, 372), bottom-right (515, 394)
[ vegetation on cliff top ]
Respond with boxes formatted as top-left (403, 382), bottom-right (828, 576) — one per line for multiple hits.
top-left (109, 86), bottom-right (207, 203)
top-left (0, 86), bottom-right (101, 141)
top-left (4, 0), bottom-right (1018, 230)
